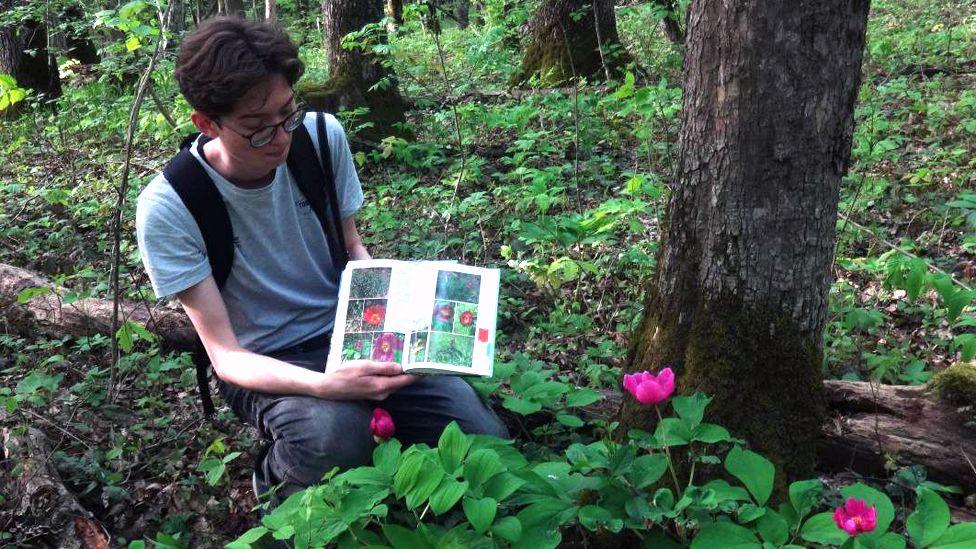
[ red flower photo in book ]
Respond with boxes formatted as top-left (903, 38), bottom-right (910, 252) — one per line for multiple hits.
top-left (363, 303), bottom-right (386, 327)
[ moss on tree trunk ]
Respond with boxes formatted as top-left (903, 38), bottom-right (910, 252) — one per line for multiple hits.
top-left (620, 0), bottom-right (871, 487)
top-left (512, 0), bottom-right (631, 87)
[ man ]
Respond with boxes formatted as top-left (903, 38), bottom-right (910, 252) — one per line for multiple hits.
top-left (135, 17), bottom-right (507, 503)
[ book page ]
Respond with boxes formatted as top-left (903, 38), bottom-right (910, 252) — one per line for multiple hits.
top-left (404, 265), bottom-right (499, 377)
top-left (328, 260), bottom-right (414, 369)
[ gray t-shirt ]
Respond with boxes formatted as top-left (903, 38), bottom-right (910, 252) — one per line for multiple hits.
top-left (135, 113), bottom-right (364, 353)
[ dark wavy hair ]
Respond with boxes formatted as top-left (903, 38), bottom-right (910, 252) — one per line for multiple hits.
top-left (174, 17), bottom-right (304, 117)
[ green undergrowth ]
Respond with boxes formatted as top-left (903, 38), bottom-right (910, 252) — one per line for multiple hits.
top-left (0, 0), bottom-right (974, 544)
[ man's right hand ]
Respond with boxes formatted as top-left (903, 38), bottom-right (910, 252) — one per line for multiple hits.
top-left (317, 361), bottom-right (418, 401)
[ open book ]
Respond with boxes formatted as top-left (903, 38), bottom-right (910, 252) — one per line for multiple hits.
top-left (326, 260), bottom-right (500, 376)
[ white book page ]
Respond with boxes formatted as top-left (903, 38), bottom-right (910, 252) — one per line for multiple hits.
top-left (327, 259), bottom-right (413, 371)
top-left (403, 264), bottom-right (499, 377)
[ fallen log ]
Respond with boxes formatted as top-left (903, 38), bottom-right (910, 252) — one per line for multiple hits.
top-left (0, 262), bottom-right (195, 351)
top-left (1, 421), bottom-right (109, 548)
top-left (583, 376), bottom-right (976, 492)
top-left (819, 377), bottom-right (976, 492)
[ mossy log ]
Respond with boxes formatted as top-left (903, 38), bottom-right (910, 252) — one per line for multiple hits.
top-left (0, 262), bottom-right (195, 351)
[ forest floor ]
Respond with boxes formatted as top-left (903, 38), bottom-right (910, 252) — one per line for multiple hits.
top-left (1, 0), bottom-right (975, 546)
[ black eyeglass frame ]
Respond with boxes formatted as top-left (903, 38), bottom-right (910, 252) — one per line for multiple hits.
top-left (214, 102), bottom-right (308, 148)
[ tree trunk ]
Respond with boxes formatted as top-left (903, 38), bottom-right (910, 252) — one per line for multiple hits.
top-left (652, 0), bottom-right (685, 44)
top-left (511, 0), bottom-right (630, 87)
top-left (265, 0), bottom-right (277, 21)
top-left (620, 0), bottom-right (871, 483)
top-left (219, 0), bottom-right (246, 17)
top-left (385, 0), bottom-right (404, 34)
top-left (0, 2), bottom-right (61, 100)
top-left (455, 0), bottom-right (470, 30)
top-left (166, 0), bottom-right (186, 36)
top-left (306, 0), bottom-right (406, 142)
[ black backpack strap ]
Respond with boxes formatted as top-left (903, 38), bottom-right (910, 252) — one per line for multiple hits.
top-left (162, 137), bottom-right (233, 417)
top-left (287, 113), bottom-right (349, 280)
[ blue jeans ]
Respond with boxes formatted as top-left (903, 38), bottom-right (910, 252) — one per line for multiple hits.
top-left (217, 342), bottom-right (508, 497)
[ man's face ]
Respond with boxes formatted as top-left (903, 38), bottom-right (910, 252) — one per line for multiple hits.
top-left (216, 74), bottom-right (298, 176)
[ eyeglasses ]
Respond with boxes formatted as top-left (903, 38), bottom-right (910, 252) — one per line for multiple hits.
top-left (214, 103), bottom-right (308, 148)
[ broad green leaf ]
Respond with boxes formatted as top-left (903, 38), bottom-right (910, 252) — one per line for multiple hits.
top-left (382, 524), bottom-right (428, 549)
top-left (842, 483), bottom-right (895, 535)
top-left (673, 392), bottom-right (710, 429)
top-left (654, 417), bottom-right (691, 446)
top-left (502, 395), bottom-right (542, 415)
top-left (789, 479), bottom-right (824, 518)
top-left (462, 496), bottom-right (497, 534)
top-left (438, 421), bottom-right (471, 473)
top-left (930, 523), bottom-right (976, 548)
top-left (17, 286), bottom-right (52, 303)
top-left (703, 479), bottom-right (752, 503)
top-left (757, 509), bottom-right (789, 546)
top-left (629, 453), bottom-right (668, 489)
top-left (692, 423), bottom-right (731, 443)
top-left (483, 472), bottom-right (525, 501)
top-left (566, 388), bottom-right (601, 407)
top-left (861, 532), bottom-right (907, 549)
top-left (125, 35), bottom-right (141, 51)
top-left (555, 413), bottom-right (584, 427)
top-left (490, 516), bottom-right (522, 542)
top-left (724, 446), bottom-right (775, 506)
top-left (463, 448), bottom-right (505, 490)
top-left (516, 497), bottom-right (576, 529)
top-left (906, 486), bottom-right (950, 547)
top-left (578, 505), bottom-right (622, 532)
top-left (393, 450), bottom-right (425, 496)
top-left (429, 478), bottom-right (468, 514)
top-left (227, 526), bottom-right (268, 548)
top-left (405, 462), bottom-right (445, 509)
top-left (373, 439), bottom-right (401, 477)
top-left (691, 521), bottom-right (762, 549)
top-left (801, 512), bottom-right (850, 546)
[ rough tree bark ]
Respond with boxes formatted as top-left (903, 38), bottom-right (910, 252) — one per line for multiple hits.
top-left (300, 0), bottom-right (406, 142)
top-left (511, 0), bottom-right (631, 87)
top-left (651, 0), bottom-right (684, 44)
top-left (620, 0), bottom-right (871, 482)
top-left (385, 0), bottom-right (404, 31)
top-left (0, 1), bottom-right (61, 99)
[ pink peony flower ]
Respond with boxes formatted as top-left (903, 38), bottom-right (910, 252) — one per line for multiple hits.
top-left (623, 368), bottom-right (675, 405)
top-left (370, 408), bottom-right (395, 441)
top-left (833, 498), bottom-right (877, 536)
top-left (371, 333), bottom-right (400, 362)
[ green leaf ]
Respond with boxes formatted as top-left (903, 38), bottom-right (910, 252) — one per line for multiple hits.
top-left (373, 439), bottom-right (401, 477)
top-left (463, 448), bottom-right (505, 490)
top-left (862, 532), bottom-right (907, 549)
top-left (462, 496), bottom-right (497, 534)
top-left (438, 421), bottom-right (471, 473)
top-left (801, 512), bottom-right (850, 546)
top-left (691, 521), bottom-right (762, 549)
top-left (789, 479), bottom-right (824, 518)
top-left (17, 286), bottom-right (52, 303)
top-left (906, 486), bottom-right (950, 547)
top-left (757, 509), bottom-right (790, 546)
top-left (502, 395), bottom-right (542, 415)
top-left (382, 524), bottom-right (429, 549)
top-left (673, 392), bottom-right (710, 430)
top-left (930, 523), bottom-right (976, 548)
top-left (841, 483), bottom-right (895, 534)
top-left (482, 472), bottom-right (525, 501)
top-left (654, 417), bottom-right (691, 446)
top-left (555, 413), bottom-right (584, 427)
top-left (405, 462), bottom-right (445, 509)
top-left (393, 450), bottom-right (424, 496)
top-left (566, 388), bottom-right (601, 407)
top-left (629, 453), bottom-right (668, 489)
top-left (516, 497), bottom-right (576, 529)
top-left (724, 446), bottom-right (775, 506)
top-left (490, 516), bottom-right (522, 542)
top-left (578, 505), bottom-right (622, 532)
top-left (429, 478), bottom-right (468, 514)
top-left (227, 526), bottom-right (268, 548)
top-left (692, 423), bottom-right (731, 443)
top-left (125, 35), bottom-right (141, 51)
top-left (905, 258), bottom-right (927, 301)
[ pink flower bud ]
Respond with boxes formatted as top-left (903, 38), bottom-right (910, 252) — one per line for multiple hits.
top-left (370, 408), bottom-right (395, 441)
top-left (623, 367), bottom-right (675, 405)
top-left (833, 497), bottom-right (877, 536)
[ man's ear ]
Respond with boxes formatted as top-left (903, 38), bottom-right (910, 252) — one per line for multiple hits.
top-left (190, 111), bottom-right (220, 138)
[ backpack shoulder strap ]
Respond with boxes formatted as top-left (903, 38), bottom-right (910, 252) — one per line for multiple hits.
top-left (161, 136), bottom-right (234, 417)
top-left (287, 114), bottom-right (349, 279)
